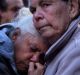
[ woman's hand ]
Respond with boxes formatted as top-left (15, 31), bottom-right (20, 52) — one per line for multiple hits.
top-left (28, 62), bottom-right (44, 75)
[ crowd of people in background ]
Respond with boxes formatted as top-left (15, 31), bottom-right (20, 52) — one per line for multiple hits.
top-left (0, 0), bottom-right (80, 75)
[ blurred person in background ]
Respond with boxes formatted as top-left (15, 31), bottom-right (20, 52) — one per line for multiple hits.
top-left (0, 0), bottom-right (23, 24)
top-left (12, 0), bottom-right (32, 27)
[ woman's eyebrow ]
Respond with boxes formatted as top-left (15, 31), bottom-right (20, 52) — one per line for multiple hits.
top-left (40, 0), bottom-right (53, 3)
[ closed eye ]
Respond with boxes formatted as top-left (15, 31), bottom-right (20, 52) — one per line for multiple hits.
top-left (41, 3), bottom-right (50, 7)
top-left (40, 2), bottom-right (51, 8)
top-left (30, 44), bottom-right (40, 52)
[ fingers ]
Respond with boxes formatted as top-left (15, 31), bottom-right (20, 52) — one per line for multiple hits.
top-left (28, 62), bottom-right (34, 71)
top-left (35, 63), bottom-right (44, 75)
top-left (28, 62), bottom-right (35, 75)
top-left (35, 63), bottom-right (44, 70)
top-left (28, 62), bottom-right (44, 75)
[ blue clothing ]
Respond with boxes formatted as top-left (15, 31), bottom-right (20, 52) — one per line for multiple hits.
top-left (0, 25), bottom-right (14, 62)
top-left (0, 24), bottom-right (18, 75)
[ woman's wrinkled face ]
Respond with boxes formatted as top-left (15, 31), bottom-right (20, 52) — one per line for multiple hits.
top-left (14, 33), bottom-right (48, 72)
top-left (29, 0), bottom-right (72, 44)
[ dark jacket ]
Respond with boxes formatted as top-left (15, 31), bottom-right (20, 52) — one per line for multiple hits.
top-left (0, 54), bottom-right (18, 75)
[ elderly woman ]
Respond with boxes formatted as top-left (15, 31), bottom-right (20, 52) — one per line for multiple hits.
top-left (11, 16), bottom-right (49, 75)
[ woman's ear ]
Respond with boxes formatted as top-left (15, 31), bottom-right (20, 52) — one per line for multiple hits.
top-left (69, 0), bottom-right (79, 19)
top-left (10, 27), bottom-right (21, 41)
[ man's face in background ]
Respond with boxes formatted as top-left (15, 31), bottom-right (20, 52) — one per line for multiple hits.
top-left (0, 0), bottom-right (23, 24)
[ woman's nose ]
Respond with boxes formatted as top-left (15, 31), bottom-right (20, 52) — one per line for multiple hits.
top-left (33, 7), bottom-right (44, 22)
top-left (30, 53), bottom-right (39, 62)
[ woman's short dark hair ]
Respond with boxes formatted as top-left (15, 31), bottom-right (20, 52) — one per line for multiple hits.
top-left (0, 0), bottom-right (8, 12)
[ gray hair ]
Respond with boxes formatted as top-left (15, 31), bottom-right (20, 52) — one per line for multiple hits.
top-left (13, 15), bottom-right (39, 36)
